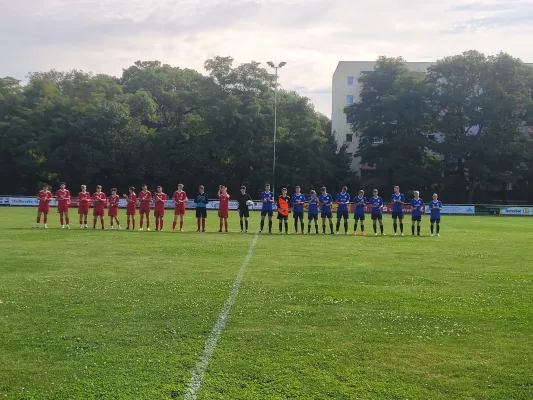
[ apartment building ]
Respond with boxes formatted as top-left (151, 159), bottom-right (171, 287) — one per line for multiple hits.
top-left (332, 60), bottom-right (533, 174)
top-left (332, 61), bottom-right (434, 173)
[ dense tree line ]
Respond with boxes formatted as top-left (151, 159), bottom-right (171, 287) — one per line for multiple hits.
top-left (2, 51), bottom-right (533, 203)
top-left (345, 51), bottom-right (533, 204)
top-left (0, 57), bottom-right (352, 197)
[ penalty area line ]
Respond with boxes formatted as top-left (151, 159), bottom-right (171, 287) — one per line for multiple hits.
top-left (183, 233), bottom-right (259, 400)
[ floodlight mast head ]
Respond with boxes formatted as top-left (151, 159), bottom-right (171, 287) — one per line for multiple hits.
top-left (267, 61), bottom-right (286, 69)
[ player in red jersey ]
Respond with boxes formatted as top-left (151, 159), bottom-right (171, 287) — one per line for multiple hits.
top-left (138, 184), bottom-right (152, 231)
top-left (77, 185), bottom-right (91, 228)
top-left (108, 188), bottom-right (121, 230)
top-left (154, 186), bottom-right (168, 231)
top-left (218, 185), bottom-right (230, 232)
top-left (35, 184), bottom-right (52, 228)
top-left (56, 182), bottom-right (71, 229)
top-left (92, 185), bottom-right (106, 229)
top-left (172, 183), bottom-right (187, 231)
top-left (123, 186), bottom-right (137, 230)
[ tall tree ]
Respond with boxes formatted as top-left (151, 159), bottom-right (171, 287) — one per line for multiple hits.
top-left (345, 56), bottom-right (436, 193)
top-left (428, 51), bottom-right (533, 202)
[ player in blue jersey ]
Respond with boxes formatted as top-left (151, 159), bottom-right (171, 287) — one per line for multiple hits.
top-left (319, 186), bottom-right (334, 234)
top-left (369, 189), bottom-right (385, 235)
top-left (335, 186), bottom-right (350, 234)
top-left (291, 186), bottom-right (306, 234)
top-left (429, 193), bottom-right (442, 237)
top-left (410, 190), bottom-right (424, 236)
top-left (390, 185), bottom-right (405, 236)
top-left (352, 190), bottom-right (367, 235)
top-left (307, 190), bottom-right (320, 234)
top-left (259, 183), bottom-right (274, 234)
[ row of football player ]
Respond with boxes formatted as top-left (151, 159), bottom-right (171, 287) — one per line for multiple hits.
top-left (35, 183), bottom-right (443, 236)
top-left (255, 184), bottom-right (443, 236)
top-left (34, 183), bottom-right (227, 231)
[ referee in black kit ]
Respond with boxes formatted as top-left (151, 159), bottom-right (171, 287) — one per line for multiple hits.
top-left (236, 186), bottom-right (253, 233)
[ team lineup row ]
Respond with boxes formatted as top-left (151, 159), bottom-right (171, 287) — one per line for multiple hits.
top-left (33, 183), bottom-right (444, 236)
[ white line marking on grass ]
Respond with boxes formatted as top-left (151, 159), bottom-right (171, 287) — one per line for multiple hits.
top-left (183, 233), bottom-right (259, 400)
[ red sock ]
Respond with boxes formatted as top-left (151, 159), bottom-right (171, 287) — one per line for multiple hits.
top-left (66, 217), bottom-right (69, 225)
top-left (101, 219), bottom-right (104, 229)
top-left (219, 221), bottom-right (223, 231)
top-left (160, 220), bottom-right (164, 230)
top-left (79, 218), bottom-right (83, 225)
top-left (84, 218), bottom-right (87, 225)
top-left (146, 219), bottom-right (150, 229)
top-left (225, 221), bottom-right (228, 231)
top-left (127, 219), bottom-right (130, 228)
top-left (60, 217), bottom-right (64, 225)
top-left (180, 220), bottom-right (183, 230)
top-left (110, 220), bottom-right (113, 227)
top-left (140, 218), bottom-right (143, 229)
top-left (197, 218), bottom-right (201, 230)
top-left (172, 221), bottom-right (177, 230)
top-left (93, 218), bottom-right (97, 228)
top-left (155, 219), bottom-right (159, 230)
top-left (133, 220), bottom-right (136, 230)
top-left (202, 219), bottom-right (206, 231)
top-left (37, 216), bottom-right (41, 223)
top-left (44, 216), bottom-right (48, 223)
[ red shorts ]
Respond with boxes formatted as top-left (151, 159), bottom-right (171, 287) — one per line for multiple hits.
top-left (93, 208), bottom-right (105, 217)
top-left (127, 207), bottom-right (136, 216)
top-left (154, 209), bottom-right (165, 217)
top-left (139, 205), bottom-right (151, 215)
top-left (57, 203), bottom-right (69, 213)
top-left (78, 204), bottom-right (89, 215)
top-left (218, 210), bottom-right (229, 218)
top-left (108, 207), bottom-right (118, 217)
top-left (174, 205), bottom-right (186, 215)
top-left (38, 205), bottom-right (50, 214)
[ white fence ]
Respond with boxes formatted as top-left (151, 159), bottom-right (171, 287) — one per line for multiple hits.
top-left (0, 196), bottom-right (264, 210)
top-left (1, 196), bottom-right (532, 216)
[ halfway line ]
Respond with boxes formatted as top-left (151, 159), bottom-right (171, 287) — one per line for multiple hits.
top-left (183, 233), bottom-right (259, 400)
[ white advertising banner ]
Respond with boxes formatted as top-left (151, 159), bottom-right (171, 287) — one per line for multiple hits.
top-left (8, 197), bottom-right (57, 206)
top-left (424, 205), bottom-right (475, 215)
top-left (499, 207), bottom-right (533, 216)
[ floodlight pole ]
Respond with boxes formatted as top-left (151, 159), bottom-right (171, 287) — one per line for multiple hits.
top-left (267, 61), bottom-right (286, 195)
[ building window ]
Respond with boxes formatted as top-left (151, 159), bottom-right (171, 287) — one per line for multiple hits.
top-left (347, 76), bottom-right (354, 85)
top-left (346, 95), bottom-right (354, 105)
top-left (346, 114), bottom-right (355, 124)
top-left (372, 137), bottom-right (383, 145)
top-left (346, 134), bottom-right (353, 142)
top-left (360, 70), bottom-right (374, 75)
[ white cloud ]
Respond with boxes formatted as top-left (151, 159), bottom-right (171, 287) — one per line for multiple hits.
top-left (1, 0), bottom-right (533, 116)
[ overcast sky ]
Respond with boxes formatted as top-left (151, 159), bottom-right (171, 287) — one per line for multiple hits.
top-left (1, 0), bottom-right (532, 116)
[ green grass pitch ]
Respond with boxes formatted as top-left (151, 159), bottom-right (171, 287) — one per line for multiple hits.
top-left (1, 207), bottom-right (532, 399)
